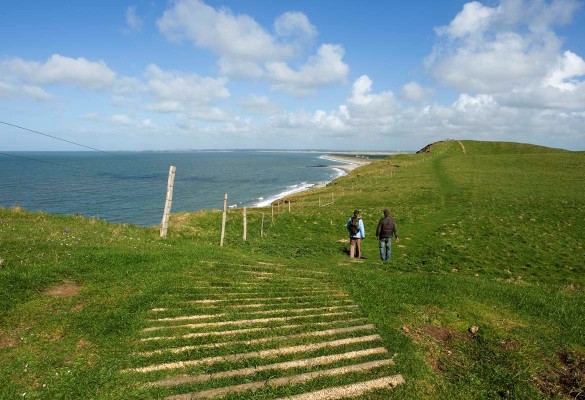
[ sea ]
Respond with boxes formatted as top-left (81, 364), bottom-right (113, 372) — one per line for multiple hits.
top-left (0, 151), bottom-right (346, 226)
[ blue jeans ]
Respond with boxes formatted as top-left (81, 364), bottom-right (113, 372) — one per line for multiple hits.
top-left (379, 238), bottom-right (392, 261)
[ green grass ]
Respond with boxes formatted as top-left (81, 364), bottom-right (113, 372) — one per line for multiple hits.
top-left (1, 140), bottom-right (584, 399)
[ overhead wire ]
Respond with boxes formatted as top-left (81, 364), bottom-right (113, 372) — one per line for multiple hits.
top-left (0, 120), bottom-right (122, 157)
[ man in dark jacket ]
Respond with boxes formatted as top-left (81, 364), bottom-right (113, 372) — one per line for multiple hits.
top-left (376, 209), bottom-right (399, 261)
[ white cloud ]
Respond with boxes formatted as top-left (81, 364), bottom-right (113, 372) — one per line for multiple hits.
top-left (266, 44), bottom-right (348, 95)
top-left (436, 1), bottom-right (496, 38)
top-left (126, 6), bottom-right (143, 32)
top-left (427, 0), bottom-right (585, 109)
top-left (545, 50), bottom-right (585, 91)
top-left (274, 11), bottom-right (318, 39)
top-left (157, 0), bottom-right (345, 94)
top-left (0, 54), bottom-right (116, 89)
top-left (22, 85), bottom-right (53, 101)
top-left (0, 81), bottom-right (16, 99)
top-left (348, 75), bottom-right (398, 114)
top-left (144, 64), bottom-right (230, 112)
top-left (111, 114), bottom-right (133, 125)
top-left (157, 0), bottom-right (292, 63)
top-left (400, 82), bottom-right (433, 103)
top-left (239, 94), bottom-right (281, 115)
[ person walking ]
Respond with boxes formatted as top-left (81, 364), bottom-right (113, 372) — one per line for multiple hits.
top-left (376, 209), bottom-right (399, 261)
top-left (347, 209), bottom-right (365, 259)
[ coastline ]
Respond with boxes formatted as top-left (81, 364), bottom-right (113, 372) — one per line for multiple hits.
top-left (252, 154), bottom-right (371, 208)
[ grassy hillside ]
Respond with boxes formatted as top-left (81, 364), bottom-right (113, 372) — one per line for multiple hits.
top-left (1, 140), bottom-right (584, 399)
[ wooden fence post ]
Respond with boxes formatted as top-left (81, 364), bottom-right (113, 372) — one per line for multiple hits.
top-left (220, 193), bottom-right (227, 247)
top-left (288, 200), bottom-right (291, 212)
top-left (160, 165), bottom-right (176, 238)
top-left (243, 207), bottom-right (247, 241)
top-left (271, 203), bottom-right (274, 223)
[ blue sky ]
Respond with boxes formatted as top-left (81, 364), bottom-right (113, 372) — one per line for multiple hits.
top-left (1, 0), bottom-right (584, 151)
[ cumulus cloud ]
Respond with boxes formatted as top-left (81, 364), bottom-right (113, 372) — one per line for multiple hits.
top-left (435, 1), bottom-right (496, 38)
top-left (144, 64), bottom-right (230, 112)
top-left (266, 44), bottom-right (348, 95)
top-left (348, 75), bottom-right (398, 115)
top-left (157, 0), bottom-right (292, 63)
top-left (545, 50), bottom-right (585, 91)
top-left (157, 0), bottom-right (346, 94)
top-left (0, 54), bottom-right (116, 90)
top-left (427, 0), bottom-right (585, 109)
top-left (274, 11), bottom-right (318, 39)
top-left (400, 82), bottom-right (433, 103)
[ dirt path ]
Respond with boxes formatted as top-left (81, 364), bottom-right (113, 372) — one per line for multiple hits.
top-left (457, 140), bottom-right (467, 154)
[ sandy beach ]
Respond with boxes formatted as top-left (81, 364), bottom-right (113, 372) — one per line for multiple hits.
top-left (319, 154), bottom-right (372, 173)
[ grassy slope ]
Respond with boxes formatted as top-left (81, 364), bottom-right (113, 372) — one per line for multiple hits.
top-left (1, 140), bottom-right (584, 399)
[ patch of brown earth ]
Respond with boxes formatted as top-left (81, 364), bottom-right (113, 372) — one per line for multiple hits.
top-left (538, 350), bottom-right (585, 400)
top-left (423, 325), bottom-right (466, 343)
top-left (44, 280), bottom-right (81, 297)
top-left (0, 330), bottom-right (18, 348)
top-left (403, 325), bottom-right (468, 373)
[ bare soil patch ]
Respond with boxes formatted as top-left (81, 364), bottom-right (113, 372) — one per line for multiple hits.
top-left (538, 350), bottom-right (585, 399)
top-left (44, 280), bottom-right (81, 297)
top-left (0, 329), bottom-right (18, 348)
top-left (423, 325), bottom-right (466, 343)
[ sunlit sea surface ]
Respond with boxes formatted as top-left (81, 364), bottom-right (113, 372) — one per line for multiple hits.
top-left (0, 151), bottom-right (343, 226)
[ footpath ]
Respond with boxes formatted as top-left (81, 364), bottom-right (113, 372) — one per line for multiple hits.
top-left (122, 260), bottom-right (404, 399)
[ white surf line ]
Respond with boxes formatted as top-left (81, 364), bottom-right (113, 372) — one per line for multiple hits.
top-left (137, 324), bottom-right (376, 357)
top-left (123, 334), bottom-right (382, 373)
top-left (165, 359), bottom-right (396, 400)
top-left (274, 375), bottom-right (406, 400)
top-left (149, 305), bottom-right (358, 323)
top-left (141, 311), bottom-right (357, 332)
top-left (149, 347), bottom-right (389, 388)
top-left (140, 318), bottom-right (369, 342)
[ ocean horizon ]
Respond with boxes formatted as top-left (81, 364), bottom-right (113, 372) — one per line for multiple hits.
top-left (0, 150), bottom-right (356, 226)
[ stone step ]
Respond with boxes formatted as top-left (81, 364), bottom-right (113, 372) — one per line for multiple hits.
top-left (137, 324), bottom-right (376, 357)
top-left (164, 359), bottom-right (397, 400)
top-left (123, 334), bottom-right (382, 373)
top-left (142, 311), bottom-right (357, 333)
top-left (274, 375), bottom-right (405, 400)
top-left (149, 347), bottom-right (390, 388)
top-left (140, 318), bottom-right (368, 342)
top-left (150, 305), bottom-right (359, 323)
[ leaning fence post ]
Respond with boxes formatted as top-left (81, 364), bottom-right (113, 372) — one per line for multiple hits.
top-left (220, 193), bottom-right (228, 247)
top-left (243, 207), bottom-right (247, 241)
top-left (160, 165), bottom-right (176, 238)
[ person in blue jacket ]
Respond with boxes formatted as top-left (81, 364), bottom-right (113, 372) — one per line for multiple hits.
top-left (346, 209), bottom-right (365, 259)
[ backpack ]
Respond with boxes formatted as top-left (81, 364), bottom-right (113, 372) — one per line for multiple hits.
top-left (348, 216), bottom-right (360, 235)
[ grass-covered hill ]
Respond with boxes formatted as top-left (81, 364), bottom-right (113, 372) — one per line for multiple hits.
top-left (1, 140), bottom-right (584, 399)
